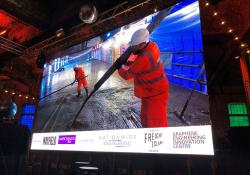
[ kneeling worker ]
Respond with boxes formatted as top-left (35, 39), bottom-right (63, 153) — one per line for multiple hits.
top-left (73, 66), bottom-right (88, 97)
top-left (118, 28), bottom-right (169, 127)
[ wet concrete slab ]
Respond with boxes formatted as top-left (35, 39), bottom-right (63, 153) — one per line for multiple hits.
top-left (34, 60), bottom-right (210, 132)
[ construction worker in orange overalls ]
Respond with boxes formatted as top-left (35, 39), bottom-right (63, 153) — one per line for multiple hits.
top-left (73, 66), bottom-right (88, 97)
top-left (118, 28), bottom-right (169, 127)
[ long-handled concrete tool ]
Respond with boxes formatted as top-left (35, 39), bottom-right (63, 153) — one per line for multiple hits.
top-left (173, 63), bottom-right (206, 125)
top-left (70, 47), bottom-right (134, 129)
top-left (39, 75), bottom-right (88, 101)
top-left (70, 7), bottom-right (173, 129)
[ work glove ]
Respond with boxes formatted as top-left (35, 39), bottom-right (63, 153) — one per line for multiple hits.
top-left (117, 46), bottom-right (135, 69)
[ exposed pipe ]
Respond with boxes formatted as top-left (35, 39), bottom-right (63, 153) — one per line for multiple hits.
top-left (93, 0), bottom-right (152, 26)
top-left (0, 43), bottom-right (22, 55)
top-left (0, 36), bottom-right (26, 49)
top-left (0, 46), bottom-right (19, 54)
top-left (0, 40), bottom-right (23, 52)
top-left (0, 36), bottom-right (25, 54)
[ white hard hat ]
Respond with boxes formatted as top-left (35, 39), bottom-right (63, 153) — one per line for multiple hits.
top-left (130, 28), bottom-right (149, 46)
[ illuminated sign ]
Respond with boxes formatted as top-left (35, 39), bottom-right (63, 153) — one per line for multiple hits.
top-left (31, 125), bottom-right (214, 155)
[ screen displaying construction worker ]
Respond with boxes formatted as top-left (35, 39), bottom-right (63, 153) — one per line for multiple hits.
top-left (34, 0), bottom-right (210, 133)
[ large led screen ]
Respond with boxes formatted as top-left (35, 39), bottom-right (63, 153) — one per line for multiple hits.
top-left (31, 0), bottom-right (214, 155)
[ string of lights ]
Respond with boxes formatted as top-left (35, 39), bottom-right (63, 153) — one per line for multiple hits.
top-left (204, 1), bottom-right (250, 58)
top-left (1, 89), bottom-right (37, 101)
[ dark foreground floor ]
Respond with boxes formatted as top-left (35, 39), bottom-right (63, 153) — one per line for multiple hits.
top-left (34, 60), bottom-right (209, 132)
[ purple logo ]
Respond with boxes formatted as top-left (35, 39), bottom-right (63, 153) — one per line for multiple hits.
top-left (58, 135), bottom-right (76, 144)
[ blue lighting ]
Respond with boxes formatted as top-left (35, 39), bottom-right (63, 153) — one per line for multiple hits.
top-left (19, 104), bottom-right (36, 131)
top-left (22, 104), bottom-right (36, 114)
top-left (150, 0), bottom-right (207, 94)
top-left (19, 115), bottom-right (34, 131)
top-left (106, 32), bottom-right (111, 37)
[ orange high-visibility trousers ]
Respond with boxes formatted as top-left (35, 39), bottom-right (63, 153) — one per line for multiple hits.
top-left (77, 79), bottom-right (88, 92)
top-left (141, 92), bottom-right (168, 127)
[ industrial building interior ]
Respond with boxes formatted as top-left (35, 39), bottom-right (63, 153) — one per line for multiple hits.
top-left (0, 0), bottom-right (250, 175)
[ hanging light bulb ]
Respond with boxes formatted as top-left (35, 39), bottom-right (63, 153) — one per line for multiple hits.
top-left (221, 21), bottom-right (225, 25)
top-left (241, 43), bottom-right (245, 47)
top-left (0, 29), bottom-right (7, 36)
top-left (56, 28), bottom-right (64, 38)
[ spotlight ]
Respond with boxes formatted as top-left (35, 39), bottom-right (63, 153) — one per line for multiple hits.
top-left (234, 36), bottom-right (239, 40)
top-left (4, 90), bottom-right (8, 93)
top-left (25, 96), bottom-right (29, 99)
top-left (205, 2), bottom-right (210, 6)
top-left (19, 94), bottom-right (22, 97)
top-left (221, 21), bottom-right (225, 25)
top-left (56, 28), bottom-right (64, 38)
top-left (241, 43), bottom-right (245, 47)
top-left (213, 12), bottom-right (218, 16)
top-left (228, 29), bottom-right (233, 33)
top-left (154, 8), bottom-right (158, 12)
top-left (247, 50), bottom-right (250, 54)
top-left (234, 56), bottom-right (239, 59)
top-left (0, 29), bottom-right (7, 36)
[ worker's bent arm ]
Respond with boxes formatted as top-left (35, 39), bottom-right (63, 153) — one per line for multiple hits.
top-left (118, 55), bottom-right (147, 80)
top-left (118, 65), bottom-right (133, 80)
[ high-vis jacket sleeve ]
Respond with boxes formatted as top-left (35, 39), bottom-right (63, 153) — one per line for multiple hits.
top-left (118, 54), bottom-right (148, 80)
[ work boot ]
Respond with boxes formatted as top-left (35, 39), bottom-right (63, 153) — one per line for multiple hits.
top-left (85, 88), bottom-right (89, 97)
top-left (77, 91), bottom-right (81, 97)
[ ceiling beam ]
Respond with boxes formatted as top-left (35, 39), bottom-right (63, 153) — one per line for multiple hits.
top-left (0, 0), bottom-right (47, 29)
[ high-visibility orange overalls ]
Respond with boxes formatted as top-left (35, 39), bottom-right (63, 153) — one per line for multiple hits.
top-left (119, 41), bottom-right (169, 127)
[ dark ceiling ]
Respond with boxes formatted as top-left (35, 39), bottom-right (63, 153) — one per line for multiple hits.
top-left (0, 0), bottom-right (135, 47)
top-left (1, 0), bottom-right (129, 30)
